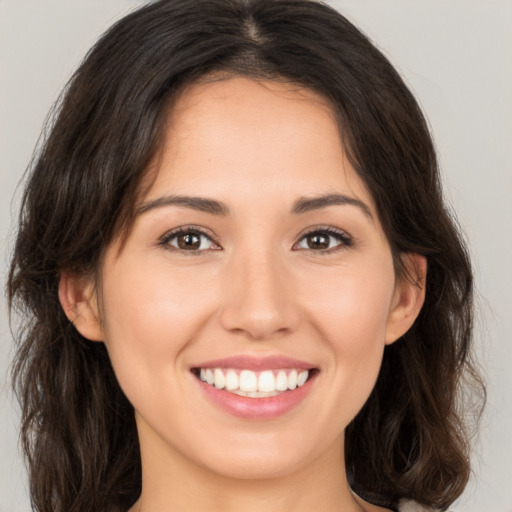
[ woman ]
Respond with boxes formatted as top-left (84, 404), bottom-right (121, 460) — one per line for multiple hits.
top-left (7, 1), bottom-right (484, 511)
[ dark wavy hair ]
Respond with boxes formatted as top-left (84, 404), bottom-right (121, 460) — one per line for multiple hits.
top-left (8, 1), bottom-right (484, 511)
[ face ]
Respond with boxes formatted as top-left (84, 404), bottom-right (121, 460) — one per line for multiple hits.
top-left (63, 77), bottom-right (423, 482)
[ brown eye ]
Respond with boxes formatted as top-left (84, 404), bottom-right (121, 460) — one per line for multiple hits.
top-left (177, 232), bottom-right (201, 250)
top-left (306, 233), bottom-right (330, 250)
top-left (164, 229), bottom-right (217, 251)
top-left (294, 228), bottom-right (352, 252)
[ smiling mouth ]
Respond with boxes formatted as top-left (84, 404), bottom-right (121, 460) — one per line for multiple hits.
top-left (191, 367), bottom-right (318, 398)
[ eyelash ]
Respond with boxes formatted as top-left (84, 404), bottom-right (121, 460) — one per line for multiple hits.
top-left (159, 226), bottom-right (353, 254)
top-left (159, 226), bottom-right (220, 254)
top-left (293, 227), bottom-right (353, 254)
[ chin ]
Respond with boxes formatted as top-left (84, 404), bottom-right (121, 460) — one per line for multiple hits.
top-left (183, 426), bottom-right (338, 482)
top-left (203, 450), bottom-right (310, 481)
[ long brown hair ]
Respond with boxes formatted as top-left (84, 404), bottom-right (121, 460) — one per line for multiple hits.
top-left (8, 1), bottom-right (484, 511)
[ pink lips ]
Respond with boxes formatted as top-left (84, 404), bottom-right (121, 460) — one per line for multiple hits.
top-left (193, 354), bottom-right (314, 371)
top-left (191, 355), bottom-right (317, 420)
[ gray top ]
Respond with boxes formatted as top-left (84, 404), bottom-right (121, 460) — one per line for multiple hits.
top-left (397, 500), bottom-right (440, 512)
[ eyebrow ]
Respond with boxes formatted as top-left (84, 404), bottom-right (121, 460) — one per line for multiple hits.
top-left (292, 193), bottom-right (373, 219)
top-left (137, 193), bottom-right (372, 219)
top-left (137, 195), bottom-right (230, 216)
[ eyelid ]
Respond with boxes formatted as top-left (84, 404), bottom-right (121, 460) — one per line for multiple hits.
top-left (293, 225), bottom-right (353, 252)
top-left (157, 224), bottom-right (352, 253)
top-left (159, 225), bottom-right (222, 251)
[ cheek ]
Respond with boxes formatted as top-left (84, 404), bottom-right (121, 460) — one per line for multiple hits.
top-left (302, 257), bottom-right (395, 346)
top-left (299, 256), bottom-right (395, 417)
top-left (98, 257), bottom-right (220, 385)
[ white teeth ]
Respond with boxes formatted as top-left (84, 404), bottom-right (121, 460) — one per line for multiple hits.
top-left (239, 370), bottom-right (258, 392)
top-left (225, 369), bottom-right (239, 391)
top-left (213, 368), bottom-right (225, 389)
top-left (234, 390), bottom-right (281, 398)
top-left (275, 370), bottom-right (288, 391)
top-left (197, 368), bottom-right (311, 395)
top-left (297, 370), bottom-right (308, 387)
top-left (258, 370), bottom-right (275, 392)
top-left (288, 369), bottom-right (298, 390)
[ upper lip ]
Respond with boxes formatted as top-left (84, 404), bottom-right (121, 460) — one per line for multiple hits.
top-left (191, 355), bottom-right (316, 371)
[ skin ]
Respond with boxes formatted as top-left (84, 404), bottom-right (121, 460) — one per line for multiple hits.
top-left (60, 77), bottom-right (425, 512)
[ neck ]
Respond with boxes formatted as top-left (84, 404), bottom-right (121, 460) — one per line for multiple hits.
top-left (133, 429), bottom-right (367, 512)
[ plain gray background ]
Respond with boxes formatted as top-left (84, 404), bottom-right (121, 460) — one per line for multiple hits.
top-left (1, 1), bottom-right (511, 511)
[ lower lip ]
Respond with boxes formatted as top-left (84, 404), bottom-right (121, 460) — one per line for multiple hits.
top-left (194, 373), bottom-right (317, 420)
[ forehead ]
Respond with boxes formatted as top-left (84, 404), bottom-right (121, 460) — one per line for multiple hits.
top-left (141, 76), bottom-right (375, 213)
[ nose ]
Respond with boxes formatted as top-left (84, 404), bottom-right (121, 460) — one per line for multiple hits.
top-left (219, 249), bottom-right (300, 341)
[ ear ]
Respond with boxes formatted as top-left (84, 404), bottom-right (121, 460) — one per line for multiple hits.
top-left (58, 272), bottom-right (104, 341)
top-left (385, 253), bottom-right (427, 345)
